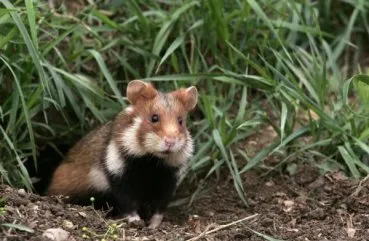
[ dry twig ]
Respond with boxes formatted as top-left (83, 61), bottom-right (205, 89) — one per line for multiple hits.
top-left (351, 174), bottom-right (369, 197)
top-left (186, 213), bottom-right (259, 241)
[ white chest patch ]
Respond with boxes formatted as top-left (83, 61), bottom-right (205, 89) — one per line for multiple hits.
top-left (105, 140), bottom-right (125, 175)
top-left (88, 167), bottom-right (110, 191)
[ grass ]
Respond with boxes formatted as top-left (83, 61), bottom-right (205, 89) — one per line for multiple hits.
top-left (0, 0), bottom-right (369, 205)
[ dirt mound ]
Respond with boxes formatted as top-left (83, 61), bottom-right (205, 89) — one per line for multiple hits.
top-left (1, 169), bottom-right (369, 241)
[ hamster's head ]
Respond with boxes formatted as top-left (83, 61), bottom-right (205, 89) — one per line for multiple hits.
top-left (121, 80), bottom-right (198, 164)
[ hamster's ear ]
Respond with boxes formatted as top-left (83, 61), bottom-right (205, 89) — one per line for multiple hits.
top-left (126, 80), bottom-right (157, 104)
top-left (173, 86), bottom-right (198, 111)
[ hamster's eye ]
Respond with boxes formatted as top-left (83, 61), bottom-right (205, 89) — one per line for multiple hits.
top-left (151, 114), bottom-right (160, 123)
top-left (178, 116), bottom-right (183, 126)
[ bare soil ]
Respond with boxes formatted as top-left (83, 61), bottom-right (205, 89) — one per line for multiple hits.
top-left (1, 166), bottom-right (369, 241)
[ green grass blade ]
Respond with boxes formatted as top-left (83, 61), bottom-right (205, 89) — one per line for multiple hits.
top-left (147, 0), bottom-right (199, 77)
top-left (0, 163), bottom-right (10, 184)
top-left (338, 145), bottom-right (360, 178)
top-left (156, 35), bottom-right (185, 73)
top-left (249, 228), bottom-right (285, 241)
top-left (0, 26), bottom-right (17, 48)
top-left (146, 20), bottom-right (172, 77)
top-left (7, 86), bottom-right (19, 133)
top-left (25, 0), bottom-right (38, 49)
top-left (0, 56), bottom-right (36, 167)
top-left (213, 129), bottom-right (247, 206)
top-left (229, 150), bottom-right (248, 206)
top-left (0, 126), bottom-right (32, 191)
top-left (332, 6), bottom-right (359, 61)
top-left (53, 67), bottom-right (104, 97)
top-left (91, 9), bottom-right (120, 30)
top-left (271, 127), bottom-right (310, 155)
top-left (43, 60), bottom-right (66, 108)
top-left (88, 49), bottom-right (125, 106)
top-left (246, 0), bottom-right (291, 61)
top-left (2, 223), bottom-right (34, 233)
top-left (205, 0), bottom-right (229, 41)
top-left (126, 0), bottom-right (149, 34)
top-left (235, 86), bottom-right (248, 124)
top-left (240, 140), bottom-right (280, 174)
top-left (0, 0), bottom-right (49, 94)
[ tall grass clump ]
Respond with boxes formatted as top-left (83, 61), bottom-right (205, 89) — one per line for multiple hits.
top-left (1, 0), bottom-right (369, 202)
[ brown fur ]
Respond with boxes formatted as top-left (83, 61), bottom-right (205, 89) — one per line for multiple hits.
top-left (136, 94), bottom-right (187, 143)
top-left (123, 83), bottom-right (194, 154)
top-left (47, 80), bottom-right (198, 197)
top-left (47, 123), bottom-right (112, 196)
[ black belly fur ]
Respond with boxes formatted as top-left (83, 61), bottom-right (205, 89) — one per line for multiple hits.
top-left (106, 154), bottom-right (179, 221)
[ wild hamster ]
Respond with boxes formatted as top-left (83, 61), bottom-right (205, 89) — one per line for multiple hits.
top-left (46, 80), bottom-right (198, 228)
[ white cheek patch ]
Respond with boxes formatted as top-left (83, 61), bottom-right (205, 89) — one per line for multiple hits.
top-left (144, 132), bottom-right (162, 152)
top-left (166, 130), bottom-right (194, 167)
top-left (175, 133), bottom-right (194, 185)
top-left (88, 167), bottom-right (110, 192)
top-left (121, 117), bottom-right (145, 156)
top-left (171, 138), bottom-right (185, 152)
top-left (105, 140), bottom-right (124, 176)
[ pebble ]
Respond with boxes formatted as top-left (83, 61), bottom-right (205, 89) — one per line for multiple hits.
top-left (62, 220), bottom-right (75, 230)
top-left (42, 228), bottom-right (76, 241)
top-left (265, 181), bottom-right (275, 186)
top-left (17, 188), bottom-right (26, 196)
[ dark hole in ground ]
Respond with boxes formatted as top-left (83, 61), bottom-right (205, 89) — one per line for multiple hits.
top-left (25, 142), bottom-right (71, 195)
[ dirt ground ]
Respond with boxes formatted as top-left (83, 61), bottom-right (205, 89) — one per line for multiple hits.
top-left (1, 166), bottom-right (369, 241)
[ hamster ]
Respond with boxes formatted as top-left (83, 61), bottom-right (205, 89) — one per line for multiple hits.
top-left (46, 80), bottom-right (198, 229)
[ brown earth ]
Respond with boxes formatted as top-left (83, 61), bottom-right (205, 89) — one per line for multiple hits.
top-left (1, 166), bottom-right (369, 241)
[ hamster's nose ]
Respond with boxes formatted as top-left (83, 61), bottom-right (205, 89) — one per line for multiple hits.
top-left (164, 137), bottom-right (176, 148)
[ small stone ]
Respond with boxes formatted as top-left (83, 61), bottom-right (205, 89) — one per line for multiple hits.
top-left (283, 200), bottom-right (295, 212)
top-left (265, 181), bottom-right (274, 187)
top-left (18, 189), bottom-right (26, 196)
top-left (62, 220), bottom-right (75, 230)
top-left (42, 228), bottom-right (76, 241)
top-left (283, 200), bottom-right (295, 207)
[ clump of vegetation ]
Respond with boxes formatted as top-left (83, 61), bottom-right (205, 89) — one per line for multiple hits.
top-left (1, 0), bottom-right (369, 203)
top-left (81, 223), bottom-right (121, 240)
